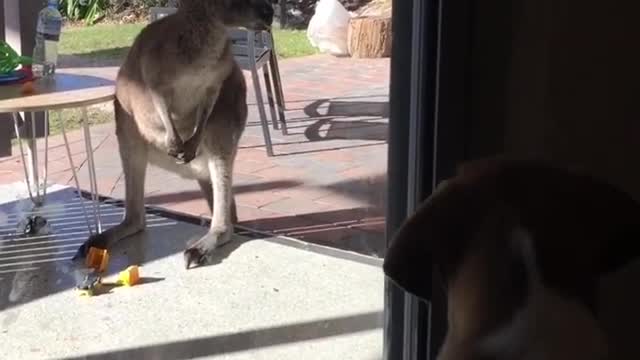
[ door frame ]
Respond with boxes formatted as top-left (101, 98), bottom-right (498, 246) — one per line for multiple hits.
top-left (385, 0), bottom-right (473, 358)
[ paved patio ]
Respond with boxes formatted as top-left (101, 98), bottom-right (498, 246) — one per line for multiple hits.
top-left (0, 184), bottom-right (384, 360)
top-left (0, 54), bottom-right (389, 258)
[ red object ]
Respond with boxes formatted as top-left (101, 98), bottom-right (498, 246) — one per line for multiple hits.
top-left (0, 65), bottom-right (35, 86)
top-left (16, 65), bottom-right (35, 83)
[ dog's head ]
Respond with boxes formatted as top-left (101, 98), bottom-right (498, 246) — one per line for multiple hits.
top-left (383, 157), bottom-right (640, 359)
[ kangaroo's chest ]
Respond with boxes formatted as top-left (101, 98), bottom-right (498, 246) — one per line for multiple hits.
top-left (169, 61), bottom-right (230, 118)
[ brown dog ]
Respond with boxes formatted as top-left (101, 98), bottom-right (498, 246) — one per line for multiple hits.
top-left (383, 157), bottom-right (640, 360)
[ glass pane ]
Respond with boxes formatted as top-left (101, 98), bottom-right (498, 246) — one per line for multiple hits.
top-left (0, 3), bottom-right (392, 359)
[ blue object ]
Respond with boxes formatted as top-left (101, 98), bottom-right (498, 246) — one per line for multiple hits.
top-left (0, 70), bottom-right (26, 84)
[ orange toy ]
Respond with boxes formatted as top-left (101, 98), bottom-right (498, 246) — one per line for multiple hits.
top-left (117, 265), bottom-right (140, 286)
top-left (85, 247), bottom-right (109, 273)
top-left (20, 81), bottom-right (35, 95)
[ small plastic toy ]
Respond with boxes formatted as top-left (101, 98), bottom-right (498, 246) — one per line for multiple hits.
top-left (75, 247), bottom-right (141, 297)
top-left (76, 271), bottom-right (102, 297)
top-left (20, 81), bottom-right (35, 95)
top-left (85, 247), bottom-right (109, 273)
top-left (117, 265), bottom-right (140, 286)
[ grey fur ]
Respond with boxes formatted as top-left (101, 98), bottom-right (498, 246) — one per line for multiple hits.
top-left (74, 0), bottom-right (274, 269)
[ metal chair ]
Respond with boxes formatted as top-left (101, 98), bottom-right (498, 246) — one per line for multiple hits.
top-left (229, 28), bottom-right (288, 156)
top-left (148, 6), bottom-right (177, 21)
top-left (148, 7), bottom-right (287, 156)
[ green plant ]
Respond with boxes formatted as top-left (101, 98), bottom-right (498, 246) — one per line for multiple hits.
top-left (0, 41), bottom-right (32, 73)
top-left (108, 0), bottom-right (174, 11)
top-left (60, 0), bottom-right (106, 25)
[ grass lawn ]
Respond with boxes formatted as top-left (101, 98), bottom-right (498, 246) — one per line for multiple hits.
top-left (59, 23), bottom-right (142, 62)
top-left (47, 23), bottom-right (317, 136)
top-left (60, 23), bottom-right (317, 61)
top-left (11, 108), bottom-right (112, 146)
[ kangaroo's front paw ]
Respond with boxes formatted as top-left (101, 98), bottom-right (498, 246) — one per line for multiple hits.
top-left (183, 228), bottom-right (233, 269)
top-left (174, 137), bottom-right (199, 164)
top-left (166, 135), bottom-right (185, 160)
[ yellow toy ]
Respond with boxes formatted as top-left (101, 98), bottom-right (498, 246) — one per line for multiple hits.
top-left (76, 271), bottom-right (102, 297)
top-left (75, 247), bottom-right (141, 297)
top-left (75, 247), bottom-right (109, 297)
top-left (117, 265), bottom-right (140, 286)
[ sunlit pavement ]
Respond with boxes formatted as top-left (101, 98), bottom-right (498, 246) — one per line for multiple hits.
top-left (0, 184), bottom-right (383, 359)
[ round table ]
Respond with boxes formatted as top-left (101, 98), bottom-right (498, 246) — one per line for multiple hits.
top-left (0, 70), bottom-right (115, 234)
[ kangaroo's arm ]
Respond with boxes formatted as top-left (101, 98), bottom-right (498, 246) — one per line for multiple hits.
top-left (135, 27), bottom-right (232, 164)
top-left (180, 85), bottom-right (222, 163)
top-left (186, 46), bottom-right (235, 151)
top-left (148, 89), bottom-right (185, 158)
top-left (137, 50), bottom-right (186, 158)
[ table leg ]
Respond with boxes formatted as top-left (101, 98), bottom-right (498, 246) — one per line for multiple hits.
top-left (12, 112), bottom-right (45, 207)
top-left (42, 111), bottom-right (49, 200)
top-left (28, 112), bottom-right (49, 202)
top-left (26, 136), bottom-right (38, 197)
top-left (81, 107), bottom-right (102, 234)
top-left (11, 112), bottom-right (51, 207)
top-left (58, 110), bottom-right (95, 235)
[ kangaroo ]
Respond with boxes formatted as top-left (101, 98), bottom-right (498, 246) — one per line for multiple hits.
top-left (73, 0), bottom-right (275, 269)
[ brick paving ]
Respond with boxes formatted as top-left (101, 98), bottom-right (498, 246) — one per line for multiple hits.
top-left (0, 54), bottom-right (390, 258)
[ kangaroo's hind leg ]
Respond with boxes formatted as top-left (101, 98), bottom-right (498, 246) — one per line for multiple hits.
top-left (197, 179), bottom-right (239, 224)
top-left (74, 100), bottom-right (149, 259)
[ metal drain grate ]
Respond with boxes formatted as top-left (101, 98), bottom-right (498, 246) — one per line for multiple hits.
top-left (0, 194), bottom-right (178, 274)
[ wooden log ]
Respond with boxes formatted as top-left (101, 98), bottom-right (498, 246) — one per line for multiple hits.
top-left (347, 16), bottom-right (392, 58)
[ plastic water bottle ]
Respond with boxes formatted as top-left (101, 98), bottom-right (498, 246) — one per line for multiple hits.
top-left (32, 0), bottom-right (62, 78)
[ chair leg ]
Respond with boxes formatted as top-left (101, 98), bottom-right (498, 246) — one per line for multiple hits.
top-left (270, 51), bottom-right (286, 110)
top-left (251, 68), bottom-right (274, 156)
top-left (269, 53), bottom-right (288, 135)
top-left (262, 65), bottom-right (280, 131)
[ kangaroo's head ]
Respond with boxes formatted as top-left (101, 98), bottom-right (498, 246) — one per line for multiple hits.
top-left (181, 0), bottom-right (274, 30)
top-left (221, 0), bottom-right (275, 30)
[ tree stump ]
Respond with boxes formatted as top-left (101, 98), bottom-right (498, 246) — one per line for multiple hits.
top-left (347, 16), bottom-right (392, 58)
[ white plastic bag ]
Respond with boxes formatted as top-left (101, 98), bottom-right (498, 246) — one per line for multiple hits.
top-left (307, 0), bottom-right (351, 56)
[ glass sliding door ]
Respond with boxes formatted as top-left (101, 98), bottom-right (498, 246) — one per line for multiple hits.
top-left (385, 0), bottom-right (473, 358)
top-left (384, 0), bottom-right (438, 358)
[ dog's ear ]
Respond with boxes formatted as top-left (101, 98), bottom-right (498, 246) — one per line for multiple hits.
top-left (495, 161), bottom-right (640, 282)
top-left (383, 177), bottom-right (486, 300)
top-left (384, 156), bottom-right (640, 301)
top-left (382, 157), bottom-right (509, 300)
top-left (576, 178), bottom-right (640, 277)
top-left (458, 156), bottom-right (640, 279)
